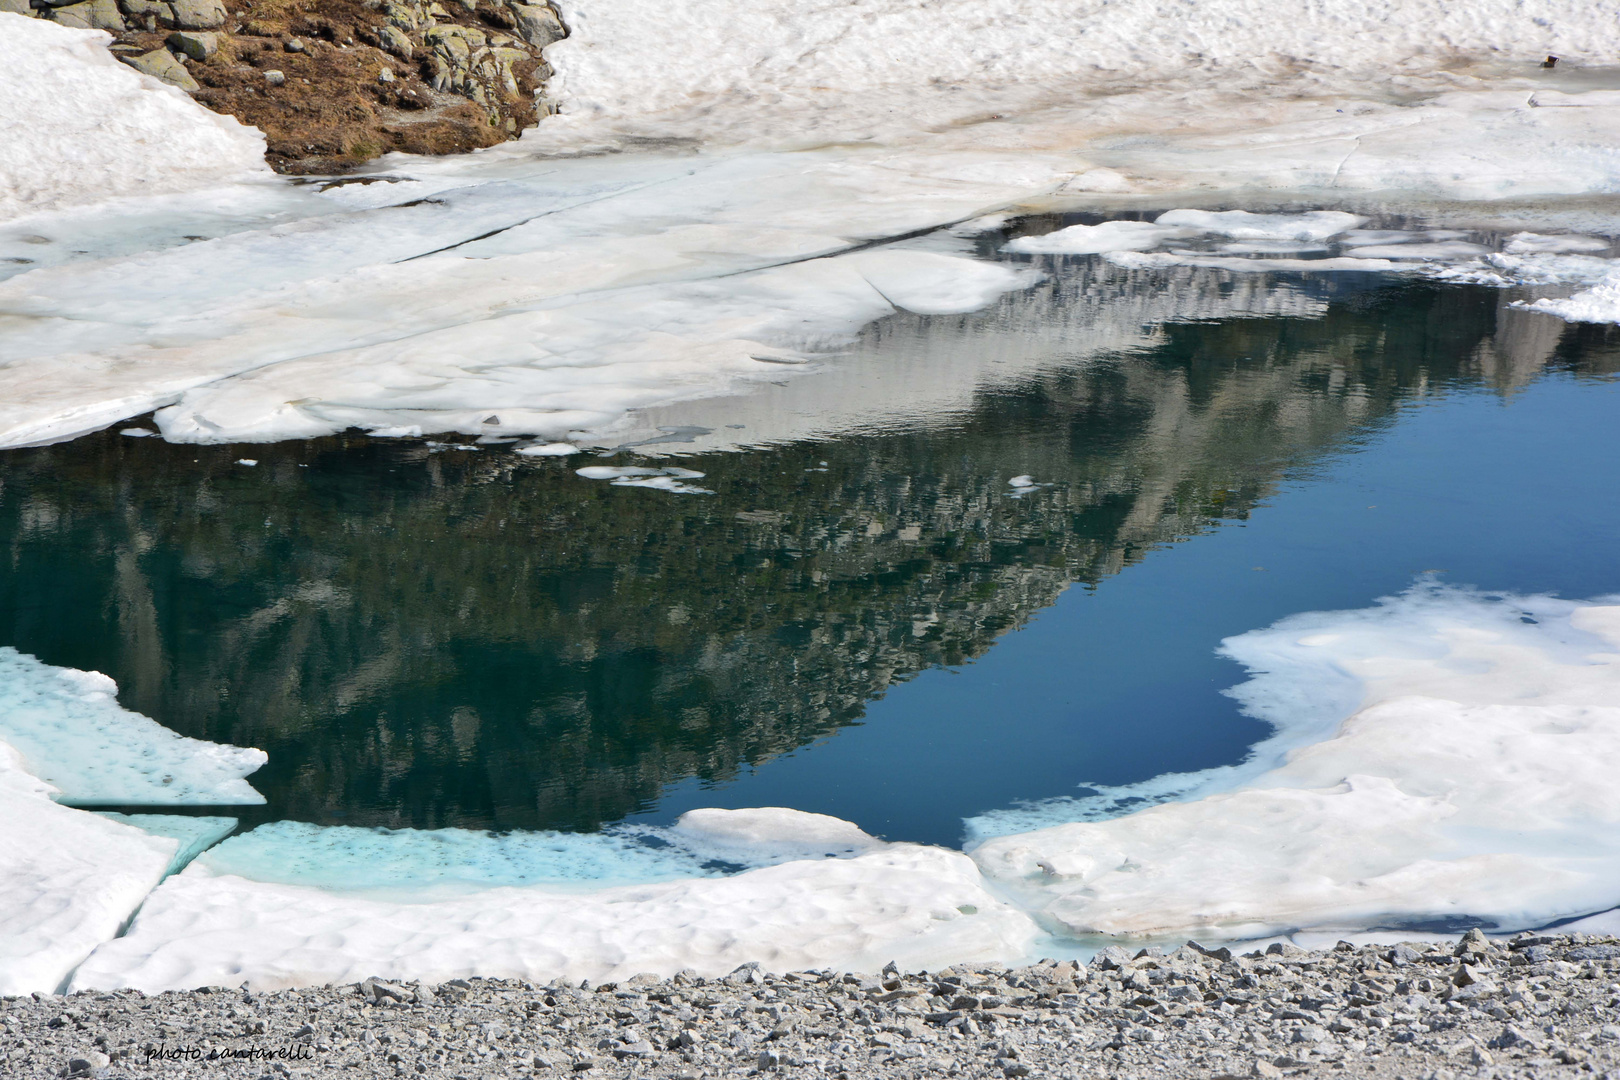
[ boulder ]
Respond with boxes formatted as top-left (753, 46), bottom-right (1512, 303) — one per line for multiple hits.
top-left (119, 46), bottom-right (199, 91)
top-left (507, 1), bottom-right (562, 48)
top-left (379, 23), bottom-right (413, 58)
top-left (49, 0), bottom-right (124, 27)
top-left (166, 29), bottom-right (217, 59)
top-left (167, 0), bottom-right (223, 28)
top-left (0, 0), bottom-right (37, 12)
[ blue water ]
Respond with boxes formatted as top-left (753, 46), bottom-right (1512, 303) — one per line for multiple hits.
top-left (642, 376), bottom-right (1620, 842)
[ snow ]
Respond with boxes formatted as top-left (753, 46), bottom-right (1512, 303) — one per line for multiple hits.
top-left (0, 15), bottom-right (267, 223)
top-left (70, 811), bottom-right (1040, 993)
top-left (1153, 211), bottom-right (1366, 242)
top-left (0, 741), bottom-right (179, 995)
top-left (0, 648), bottom-right (267, 805)
top-left (539, 0), bottom-right (1620, 149)
top-left (1003, 221), bottom-right (1192, 256)
top-left (969, 585), bottom-right (1620, 940)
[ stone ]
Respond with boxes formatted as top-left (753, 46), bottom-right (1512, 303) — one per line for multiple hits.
top-left (166, 29), bottom-right (217, 59)
top-left (284, 37), bottom-right (305, 52)
top-left (1252, 1061), bottom-right (1284, 1079)
top-left (507, 0), bottom-right (563, 48)
top-left (378, 68), bottom-right (396, 83)
top-left (1469, 1045), bottom-right (1494, 1066)
top-left (64, 1051), bottom-right (110, 1076)
top-left (0, 0), bottom-right (36, 12)
top-left (120, 47), bottom-right (198, 90)
top-left (264, 69), bottom-right (286, 85)
top-left (166, 0), bottom-right (223, 28)
top-left (379, 23), bottom-right (413, 58)
top-left (47, 0), bottom-right (122, 28)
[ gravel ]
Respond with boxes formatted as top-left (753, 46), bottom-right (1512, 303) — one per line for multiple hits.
top-left (4, 930), bottom-right (1618, 1080)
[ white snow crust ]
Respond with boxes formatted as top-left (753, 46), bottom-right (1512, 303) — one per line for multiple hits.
top-left (969, 586), bottom-right (1620, 940)
top-left (70, 811), bottom-right (1039, 993)
top-left (0, 15), bottom-right (267, 224)
top-left (0, 741), bottom-right (179, 995)
top-left (0, 648), bottom-right (266, 805)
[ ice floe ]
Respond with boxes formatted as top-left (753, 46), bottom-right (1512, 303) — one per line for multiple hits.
top-left (0, 649), bottom-right (266, 806)
top-left (1153, 210), bottom-right (1366, 242)
top-left (969, 585), bottom-right (1620, 940)
top-left (0, 15), bottom-right (267, 223)
top-left (69, 811), bottom-right (1039, 993)
top-left (1003, 220), bottom-right (1193, 256)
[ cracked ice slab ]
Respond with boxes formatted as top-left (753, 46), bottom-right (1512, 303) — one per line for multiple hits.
top-left (0, 648), bottom-right (266, 806)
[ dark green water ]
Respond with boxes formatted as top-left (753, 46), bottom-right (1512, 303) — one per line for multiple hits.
top-left (3, 271), bottom-right (1618, 845)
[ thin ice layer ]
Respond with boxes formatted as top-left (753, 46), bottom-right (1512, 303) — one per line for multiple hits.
top-left (970, 586), bottom-right (1620, 939)
top-left (192, 809), bottom-right (883, 900)
top-left (98, 815), bottom-right (240, 878)
top-left (0, 16), bottom-right (267, 223)
top-left (0, 741), bottom-right (178, 995)
top-left (0, 648), bottom-right (266, 805)
top-left (70, 809), bottom-right (1038, 992)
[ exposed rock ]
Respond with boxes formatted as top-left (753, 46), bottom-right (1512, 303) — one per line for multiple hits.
top-left (7, 933), bottom-right (1617, 1080)
top-left (0, 0), bottom-right (33, 14)
top-left (119, 45), bottom-right (198, 91)
top-left (508, 0), bottom-right (563, 48)
top-left (166, 0), bottom-right (223, 28)
top-left (89, 0), bottom-right (565, 172)
top-left (166, 29), bottom-right (217, 59)
top-left (48, 0), bottom-right (123, 29)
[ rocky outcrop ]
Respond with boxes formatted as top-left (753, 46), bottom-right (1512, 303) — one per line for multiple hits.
top-left (14, 0), bottom-right (566, 172)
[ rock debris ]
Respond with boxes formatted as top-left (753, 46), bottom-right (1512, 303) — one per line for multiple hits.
top-left (4, 930), bottom-right (1618, 1080)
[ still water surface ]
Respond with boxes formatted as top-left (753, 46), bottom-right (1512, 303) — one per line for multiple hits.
top-left (2, 265), bottom-right (1617, 847)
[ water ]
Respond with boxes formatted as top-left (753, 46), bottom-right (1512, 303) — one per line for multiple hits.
top-left (2, 265), bottom-right (1617, 849)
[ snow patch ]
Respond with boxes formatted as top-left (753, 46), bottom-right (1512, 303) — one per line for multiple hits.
top-left (969, 585), bottom-right (1620, 940)
top-left (0, 15), bottom-right (267, 223)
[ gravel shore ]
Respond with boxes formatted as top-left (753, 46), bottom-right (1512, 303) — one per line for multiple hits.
top-left (5, 930), bottom-right (1618, 1080)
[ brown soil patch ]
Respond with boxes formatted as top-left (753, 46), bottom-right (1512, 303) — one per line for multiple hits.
top-left (110, 0), bottom-right (552, 173)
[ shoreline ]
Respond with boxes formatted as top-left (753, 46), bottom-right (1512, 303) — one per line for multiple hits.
top-left (6, 930), bottom-right (1618, 1079)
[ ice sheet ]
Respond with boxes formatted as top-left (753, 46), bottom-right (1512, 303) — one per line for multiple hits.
top-left (969, 585), bottom-right (1620, 940)
top-left (0, 741), bottom-right (179, 995)
top-left (0, 648), bottom-right (266, 805)
top-left (0, 15), bottom-right (267, 223)
top-left (70, 809), bottom-right (1040, 992)
top-left (190, 809), bottom-right (885, 900)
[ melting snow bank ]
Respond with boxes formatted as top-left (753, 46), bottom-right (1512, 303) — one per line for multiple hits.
top-left (68, 826), bottom-right (1040, 993)
top-left (968, 585), bottom-right (1620, 941)
top-left (0, 16), bottom-right (268, 224)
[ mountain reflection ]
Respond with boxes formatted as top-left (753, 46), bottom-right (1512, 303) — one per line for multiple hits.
top-left (1, 274), bottom-right (1614, 832)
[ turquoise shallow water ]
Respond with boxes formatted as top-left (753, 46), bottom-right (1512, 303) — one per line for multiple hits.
top-left (1, 266), bottom-right (1617, 849)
